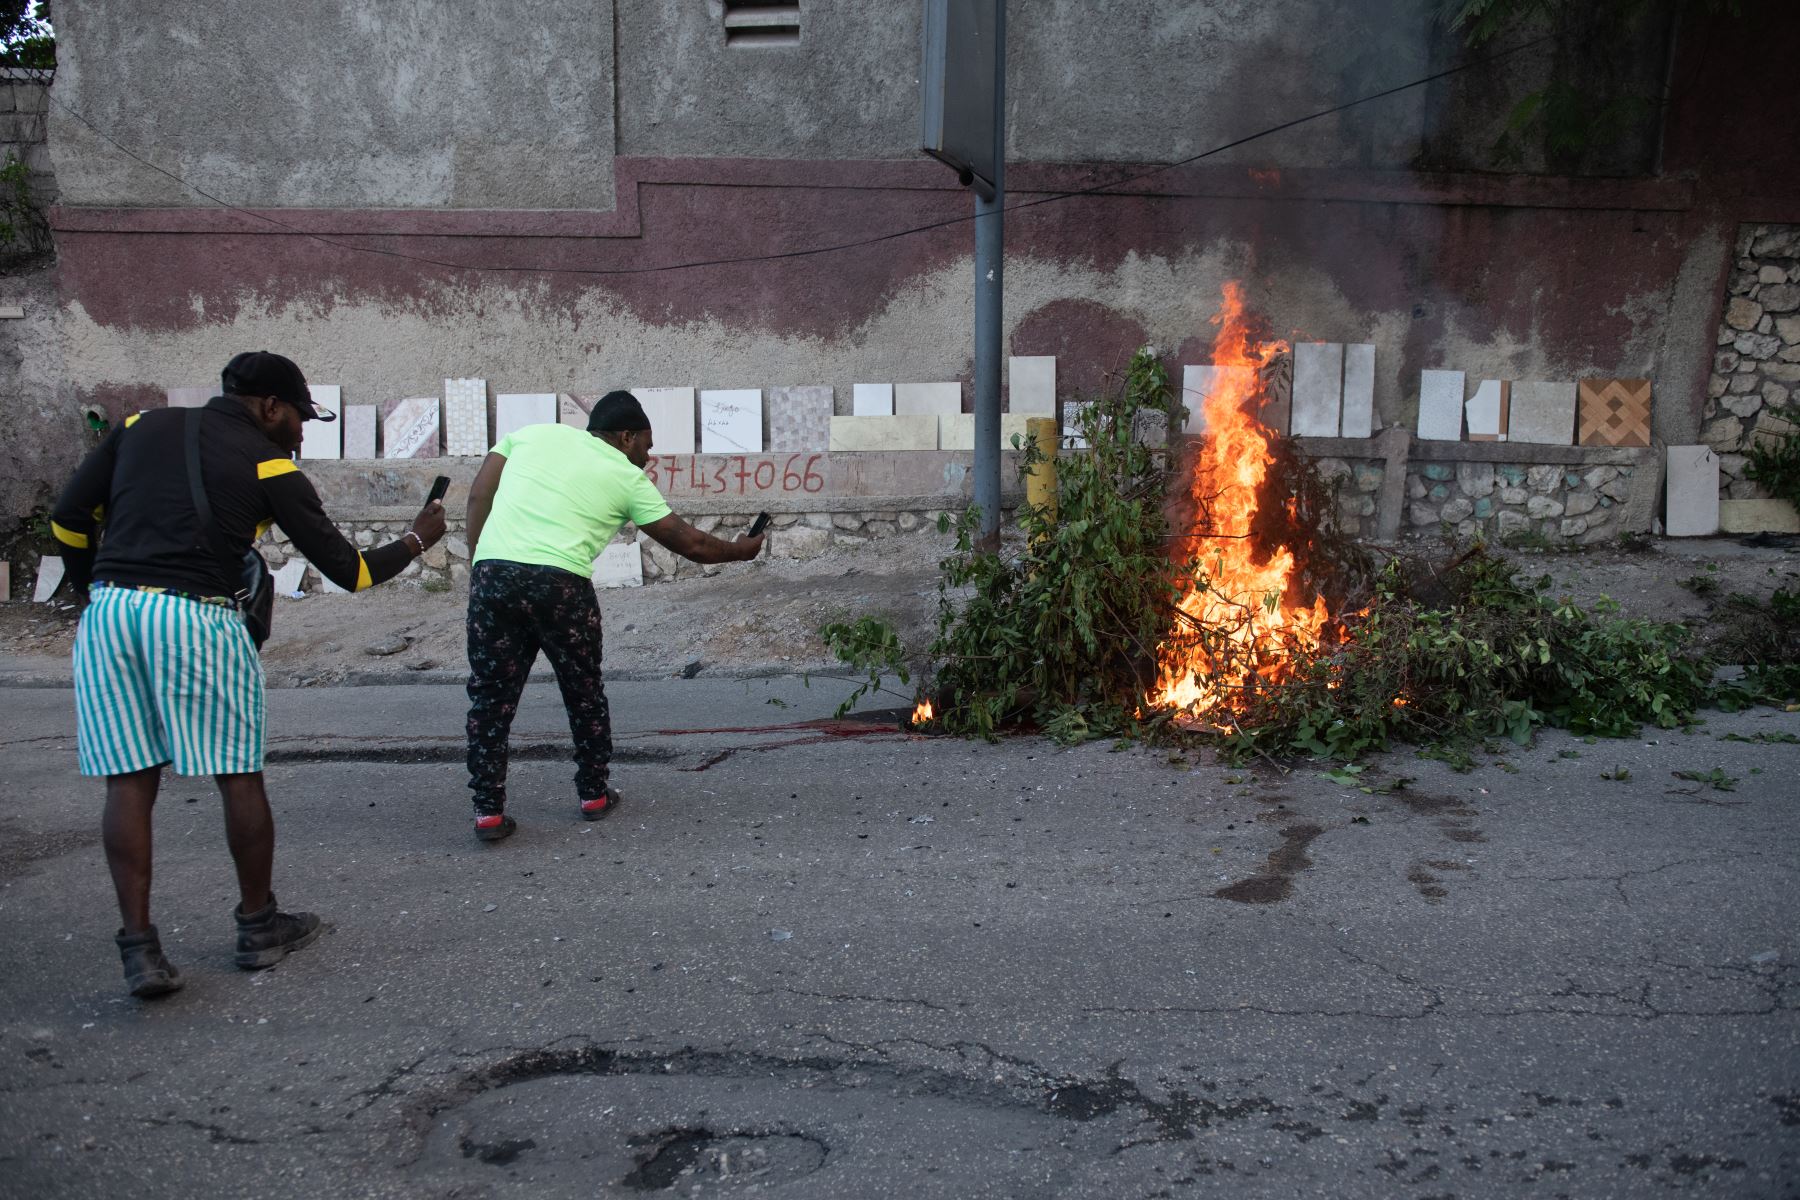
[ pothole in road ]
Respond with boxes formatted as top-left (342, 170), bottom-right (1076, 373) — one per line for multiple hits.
top-left (404, 1045), bottom-right (1282, 1194)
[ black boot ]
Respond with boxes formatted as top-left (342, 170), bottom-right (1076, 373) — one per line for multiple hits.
top-left (115, 926), bottom-right (183, 998)
top-left (233, 895), bottom-right (322, 970)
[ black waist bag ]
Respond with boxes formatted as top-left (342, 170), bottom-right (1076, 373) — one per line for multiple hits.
top-left (184, 408), bottom-right (275, 649)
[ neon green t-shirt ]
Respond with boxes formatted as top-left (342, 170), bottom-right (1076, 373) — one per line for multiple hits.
top-left (472, 424), bottom-right (672, 577)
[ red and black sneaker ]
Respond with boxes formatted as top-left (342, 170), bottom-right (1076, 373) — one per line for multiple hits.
top-left (473, 813), bottom-right (517, 843)
top-left (579, 787), bottom-right (622, 822)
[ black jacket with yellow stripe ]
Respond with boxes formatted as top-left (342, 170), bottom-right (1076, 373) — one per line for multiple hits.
top-left (52, 396), bottom-right (412, 598)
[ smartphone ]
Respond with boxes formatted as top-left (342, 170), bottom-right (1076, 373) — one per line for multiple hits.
top-left (748, 511), bottom-right (771, 537)
top-left (427, 475), bottom-right (451, 504)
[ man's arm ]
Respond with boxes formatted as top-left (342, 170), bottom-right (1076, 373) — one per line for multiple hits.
top-left (50, 422), bottom-right (127, 592)
top-left (465, 452), bottom-right (506, 561)
top-left (640, 513), bottom-right (765, 564)
top-left (261, 459), bottom-right (444, 590)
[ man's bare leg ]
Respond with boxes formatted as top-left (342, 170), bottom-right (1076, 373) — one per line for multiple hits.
top-left (216, 771), bottom-right (274, 916)
top-left (102, 766), bottom-right (163, 933)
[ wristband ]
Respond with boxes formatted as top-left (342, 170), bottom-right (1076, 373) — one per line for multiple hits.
top-left (404, 531), bottom-right (425, 555)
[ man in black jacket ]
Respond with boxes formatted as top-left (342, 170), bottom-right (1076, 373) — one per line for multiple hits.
top-left (53, 351), bottom-right (446, 998)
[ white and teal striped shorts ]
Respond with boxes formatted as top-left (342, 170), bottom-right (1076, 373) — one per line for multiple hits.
top-left (72, 584), bottom-right (265, 777)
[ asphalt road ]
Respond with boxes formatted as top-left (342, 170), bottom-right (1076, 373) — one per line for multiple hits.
top-left (1, 678), bottom-right (1796, 1198)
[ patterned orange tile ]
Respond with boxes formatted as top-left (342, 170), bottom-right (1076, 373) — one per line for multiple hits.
top-left (1578, 379), bottom-right (1652, 448)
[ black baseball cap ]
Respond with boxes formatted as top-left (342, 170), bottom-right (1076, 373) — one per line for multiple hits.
top-left (221, 351), bottom-right (335, 421)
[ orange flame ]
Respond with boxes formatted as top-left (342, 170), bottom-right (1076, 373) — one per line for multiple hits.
top-left (911, 698), bottom-right (935, 727)
top-left (1150, 282), bottom-right (1331, 720)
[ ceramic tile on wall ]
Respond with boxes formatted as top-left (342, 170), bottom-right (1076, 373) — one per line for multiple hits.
top-left (559, 393), bottom-right (595, 428)
top-left (768, 386), bottom-right (834, 452)
top-left (0, 561), bottom-right (9, 603)
top-left (495, 393), bottom-right (557, 442)
top-left (1417, 370), bottom-right (1465, 441)
top-left (1340, 344), bottom-right (1375, 437)
top-left (1465, 380), bottom-right (1509, 442)
top-left (443, 378), bottom-right (489, 456)
top-left (1665, 444), bottom-right (1720, 536)
top-left (33, 555), bottom-right (63, 602)
top-left (828, 415), bottom-right (938, 451)
top-left (1062, 401), bottom-right (1093, 448)
top-left (631, 387), bottom-right (697, 455)
top-left (852, 383), bottom-right (894, 416)
top-left (1179, 365), bottom-right (1256, 435)
top-left (342, 405), bottom-right (378, 458)
top-left (700, 389), bottom-right (763, 453)
top-left (1258, 353), bottom-right (1293, 435)
top-left (939, 413), bottom-right (1033, 452)
top-left (1508, 381), bottom-right (1576, 446)
top-left (1290, 342), bottom-right (1345, 437)
top-left (1008, 356), bottom-right (1056, 415)
top-left (165, 387), bottom-right (213, 408)
top-left (592, 540), bottom-right (644, 589)
top-left (895, 382), bottom-right (963, 419)
top-left (1577, 379), bottom-right (1652, 448)
top-left (300, 385), bottom-right (342, 459)
top-left (381, 397), bottom-right (440, 459)
top-left (271, 558), bottom-right (307, 597)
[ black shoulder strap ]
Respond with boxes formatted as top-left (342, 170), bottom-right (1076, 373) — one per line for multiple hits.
top-left (183, 407), bottom-right (250, 601)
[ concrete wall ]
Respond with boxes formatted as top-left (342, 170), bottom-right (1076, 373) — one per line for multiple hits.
top-left (48, 1), bottom-right (617, 209)
top-left (1, 68), bottom-right (72, 573)
top-left (30, 0), bottom-right (1800, 555)
top-left (51, 0), bottom-right (1662, 212)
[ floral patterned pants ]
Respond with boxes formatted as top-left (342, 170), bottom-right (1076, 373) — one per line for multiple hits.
top-left (465, 559), bottom-right (612, 815)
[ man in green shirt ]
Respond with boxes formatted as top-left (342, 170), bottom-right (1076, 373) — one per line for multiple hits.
top-left (463, 390), bottom-right (764, 841)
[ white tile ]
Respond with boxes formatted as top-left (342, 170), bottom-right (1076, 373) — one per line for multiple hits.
top-left (1179, 365), bottom-right (1255, 435)
top-left (382, 397), bottom-right (440, 459)
top-left (1008, 356), bottom-right (1056, 415)
top-left (272, 558), bottom-right (307, 597)
top-left (33, 555), bottom-right (64, 602)
top-left (300, 385), bottom-right (342, 459)
top-left (494, 393), bottom-right (557, 442)
top-left (443, 378), bottom-right (489, 456)
top-left (699, 389), bottom-right (763, 454)
top-left (591, 540), bottom-right (644, 589)
top-left (559, 393), bottom-right (594, 428)
top-left (165, 386), bottom-right (212, 408)
top-left (1508, 380), bottom-right (1576, 446)
top-left (1665, 445), bottom-right (1720, 536)
top-left (1340, 344), bottom-right (1375, 437)
top-left (939, 413), bottom-right (1034, 452)
top-left (1465, 379), bottom-right (1506, 440)
top-left (1417, 370), bottom-right (1465, 441)
top-left (631, 387), bottom-right (697, 454)
top-left (1290, 342), bottom-right (1345, 437)
top-left (852, 383), bottom-right (894, 416)
top-left (828, 415), bottom-right (938, 451)
top-left (895, 382), bottom-right (962, 419)
top-left (340, 405), bottom-right (377, 459)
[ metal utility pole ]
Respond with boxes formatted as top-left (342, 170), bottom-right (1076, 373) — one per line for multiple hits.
top-left (921, 0), bottom-right (1006, 549)
top-left (970, 6), bottom-right (1004, 549)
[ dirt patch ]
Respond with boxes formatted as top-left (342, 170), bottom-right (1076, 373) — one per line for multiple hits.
top-left (4, 535), bottom-right (1794, 686)
top-left (1214, 822), bottom-right (1324, 904)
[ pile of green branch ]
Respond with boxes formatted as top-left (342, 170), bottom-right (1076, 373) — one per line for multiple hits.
top-left (824, 348), bottom-right (1796, 759)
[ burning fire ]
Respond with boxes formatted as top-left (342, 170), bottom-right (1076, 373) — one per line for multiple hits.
top-left (911, 698), bottom-right (935, 727)
top-left (1150, 282), bottom-right (1332, 720)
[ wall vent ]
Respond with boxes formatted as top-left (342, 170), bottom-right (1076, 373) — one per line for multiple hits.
top-left (724, 1), bottom-right (800, 47)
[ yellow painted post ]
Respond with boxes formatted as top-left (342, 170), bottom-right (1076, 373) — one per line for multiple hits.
top-left (1024, 416), bottom-right (1058, 527)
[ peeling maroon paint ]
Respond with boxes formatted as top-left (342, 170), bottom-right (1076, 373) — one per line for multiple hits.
top-left (47, 140), bottom-right (1785, 413)
top-left (1010, 299), bottom-right (1149, 401)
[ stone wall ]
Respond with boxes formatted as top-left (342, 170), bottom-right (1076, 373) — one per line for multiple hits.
top-left (1402, 461), bottom-right (1638, 546)
top-left (1704, 223), bottom-right (1800, 500)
